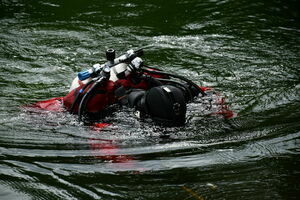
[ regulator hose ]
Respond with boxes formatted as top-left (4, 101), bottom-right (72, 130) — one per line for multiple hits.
top-left (142, 68), bottom-right (206, 96)
top-left (70, 79), bottom-right (95, 114)
top-left (137, 74), bottom-right (163, 87)
top-left (77, 77), bottom-right (106, 121)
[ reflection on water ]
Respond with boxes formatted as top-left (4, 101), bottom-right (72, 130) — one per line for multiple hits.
top-left (1, 0), bottom-right (300, 199)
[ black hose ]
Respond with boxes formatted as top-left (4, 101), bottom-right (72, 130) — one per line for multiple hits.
top-left (78, 77), bottom-right (106, 121)
top-left (70, 79), bottom-right (95, 114)
top-left (137, 74), bottom-right (163, 87)
top-left (142, 69), bottom-right (206, 96)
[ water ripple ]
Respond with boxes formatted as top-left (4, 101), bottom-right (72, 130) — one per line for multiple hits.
top-left (1, 0), bottom-right (300, 199)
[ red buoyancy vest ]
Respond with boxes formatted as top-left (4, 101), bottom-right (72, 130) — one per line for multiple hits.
top-left (63, 75), bottom-right (150, 114)
top-left (25, 97), bottom-right (65, 112)
top-left (63, 80), bottom-right (116, 114)
top-left (28, 74), bottom-right (151, 113)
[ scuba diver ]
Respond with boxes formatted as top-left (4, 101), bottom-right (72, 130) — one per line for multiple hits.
top-left (29, 48), bottom-right (232, 126)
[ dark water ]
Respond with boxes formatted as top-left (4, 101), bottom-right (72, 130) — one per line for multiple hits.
top-left (1, 0), bottom-right (300, 199)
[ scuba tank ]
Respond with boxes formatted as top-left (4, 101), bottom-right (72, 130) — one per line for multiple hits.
top-left (65, 49), bottom-right (145, 121)
top-left (69, 49), bottom-right (144, 92)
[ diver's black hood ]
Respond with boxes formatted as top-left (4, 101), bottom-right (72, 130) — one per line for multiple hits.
top-left (141, 85), bottom-right (187, 126)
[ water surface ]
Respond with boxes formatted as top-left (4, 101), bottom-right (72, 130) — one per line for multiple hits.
top-left (1, 0), bottom-right (299, 199)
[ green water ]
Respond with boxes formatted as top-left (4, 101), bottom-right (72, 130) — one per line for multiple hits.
top-left (1, 0), bottom-right (300, 199)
